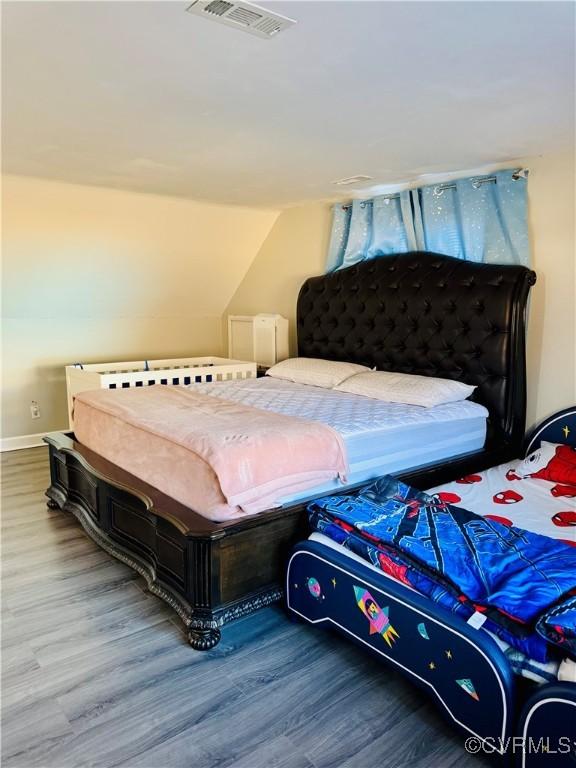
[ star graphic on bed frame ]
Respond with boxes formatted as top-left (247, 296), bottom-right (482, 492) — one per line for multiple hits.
top-left (563, 425), bottom-right (570, 439)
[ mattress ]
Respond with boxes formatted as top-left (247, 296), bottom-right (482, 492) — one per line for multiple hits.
top-left (189, 377), bottom-right (488, 505)
top-left (73, 377), bottom-right (487, 521)
top-left (73, 384), bottom-right (350, 522)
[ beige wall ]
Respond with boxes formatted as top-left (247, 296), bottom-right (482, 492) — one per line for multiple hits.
top-left (226, 152), bottom-right (576, 428)
top-left (3, 154), bottom-right (573, 441)
top-left (522, 152), bottom-right (575, 426)
top-left (1, 175), bottom-right (278, 439)
top-left (224, 202), bottom-right (332, 355)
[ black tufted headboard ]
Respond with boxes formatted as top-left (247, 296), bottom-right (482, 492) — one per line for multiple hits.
top-left (297, 252), bottom-right (536, 462)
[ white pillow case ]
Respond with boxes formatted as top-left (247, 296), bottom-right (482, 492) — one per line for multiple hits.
top-left (514, 441), bottom-right (560, 478)
top-left (334, 370), bottom-right (476, 408)
top-left (265, 357), bottom-right (370, 389)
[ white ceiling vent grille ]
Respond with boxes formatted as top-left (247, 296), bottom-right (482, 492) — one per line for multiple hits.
top-left (186, 0), bottom-right (296, 39)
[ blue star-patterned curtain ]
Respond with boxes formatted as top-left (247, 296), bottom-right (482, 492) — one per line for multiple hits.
top-left (326, 169), bottom-right (529, 271)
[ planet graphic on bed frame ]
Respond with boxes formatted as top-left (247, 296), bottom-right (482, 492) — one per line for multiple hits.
top-left (417, 622), bottom-right (430, 640)
top-left (307, 577), bottom-right (323, 600)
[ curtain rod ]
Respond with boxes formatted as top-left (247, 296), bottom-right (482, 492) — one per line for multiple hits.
top-left (340, 168), bottom-right (528, 210)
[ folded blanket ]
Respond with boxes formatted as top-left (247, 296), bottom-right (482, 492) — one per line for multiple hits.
top-left (74, 386), bottom-right (348, 515)
top-left (538, 596), bottom-right (576, 657)
top-left (308, 476), bottom-right (576, 661)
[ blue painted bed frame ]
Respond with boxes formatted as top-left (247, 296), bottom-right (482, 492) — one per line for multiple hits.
top-left (286, 407), bottom-right (576, 765)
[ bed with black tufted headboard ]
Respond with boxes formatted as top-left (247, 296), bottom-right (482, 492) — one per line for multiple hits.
top-left (44, 251), bottom-right (536, 650)
top-left (298, 251), bottom-right (536, 486)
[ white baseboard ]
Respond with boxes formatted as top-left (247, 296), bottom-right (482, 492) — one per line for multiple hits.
top-left (0, 431), bottom-right (67, 453)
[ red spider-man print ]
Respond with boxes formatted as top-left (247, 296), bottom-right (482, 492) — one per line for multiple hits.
top-left (506, 469), bottom-right (521, 481)
top-left (493, 490), bottom-right (523, 504)
top-left (485, 515), bottom-right (513, 527)
top-left (405, 499), bottom-right (421, 518)
top-left (378, 552), bottom-right (411, 585)
top-left (551, 484), bottom-right (576, 498)
top-left (551, 511), bottom-right (576, 527)
top-left (456, 474), bottom-right (483, 484)
top-left (436, 492), bottom-right (462, 504)
top-left (531, 444), bottom-right (576, 485)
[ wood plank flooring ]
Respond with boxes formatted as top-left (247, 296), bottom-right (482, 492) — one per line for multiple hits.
top-left (1, 447), bottom-right (487, 768)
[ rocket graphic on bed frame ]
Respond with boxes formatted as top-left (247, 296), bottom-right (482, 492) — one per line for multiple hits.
top-left (354, 586), bottom-right (399, 647)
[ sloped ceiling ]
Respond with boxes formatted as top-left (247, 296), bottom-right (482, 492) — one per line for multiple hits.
top-left (2, 1), bottom-right (574, 208)
top-left (2, 175), bottom-right (278, 320)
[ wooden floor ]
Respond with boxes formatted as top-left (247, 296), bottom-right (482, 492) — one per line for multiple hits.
top-left (1, 447), bottom-right (487, 768)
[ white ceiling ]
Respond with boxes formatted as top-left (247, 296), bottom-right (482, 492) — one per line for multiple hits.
top-left (2, 1), bottom-right (574, 208)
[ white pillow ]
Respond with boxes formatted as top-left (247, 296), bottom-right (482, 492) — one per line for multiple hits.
top-left (265, 357), bottom-right (370, 389)
top-left (514, 441), bottom-right (560, 478)
top-left (334, 370), bottom-right (476, 408)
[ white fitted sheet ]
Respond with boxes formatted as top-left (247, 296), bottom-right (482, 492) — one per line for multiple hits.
top-left (187, 377), bottom-right (488, 503)
top-left (428, 462), bottom-right (576, 544)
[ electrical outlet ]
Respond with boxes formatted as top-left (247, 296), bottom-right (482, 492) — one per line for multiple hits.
top-left (30, 401), bottom-right (41, 420)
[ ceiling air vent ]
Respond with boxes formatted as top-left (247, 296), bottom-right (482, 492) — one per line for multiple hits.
top-left (186, 0), bottom-right (296, 39)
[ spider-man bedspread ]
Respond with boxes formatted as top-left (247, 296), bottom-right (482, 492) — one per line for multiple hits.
top-left (428, 442), bottom-right (576, 544)
top-left (308, 476), bottom-right (576, 663)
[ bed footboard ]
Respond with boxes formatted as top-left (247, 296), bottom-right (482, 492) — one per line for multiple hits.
top-left (286, 540), bottom-right (516, 752)
top-left (45, 432), bottom-right (307, 650)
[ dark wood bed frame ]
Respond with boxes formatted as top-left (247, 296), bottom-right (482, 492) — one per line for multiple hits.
top-left (45, 252), bottom-right (536, 649)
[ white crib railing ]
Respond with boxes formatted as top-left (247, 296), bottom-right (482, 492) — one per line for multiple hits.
top-left (66, 356), bottom-right (257, 428)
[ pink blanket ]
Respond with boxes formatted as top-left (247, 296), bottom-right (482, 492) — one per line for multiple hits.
top-left (73, 386), bottom-right (348, 520)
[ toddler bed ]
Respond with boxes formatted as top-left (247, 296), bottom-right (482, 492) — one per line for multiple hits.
top-left (286, 407), bottom-right (576, 763)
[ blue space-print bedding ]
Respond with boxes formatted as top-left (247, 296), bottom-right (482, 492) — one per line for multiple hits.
top-left (308, 477), bottom-right (576, 662)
